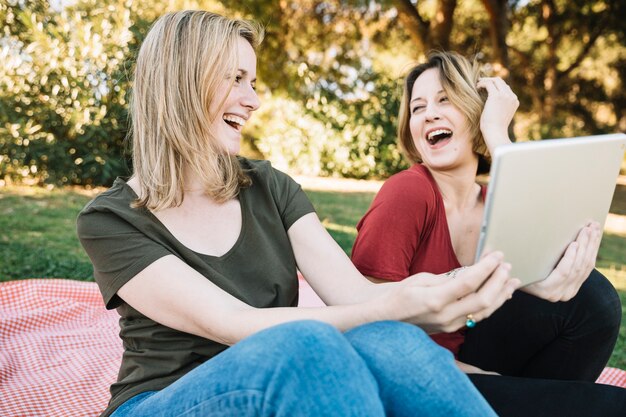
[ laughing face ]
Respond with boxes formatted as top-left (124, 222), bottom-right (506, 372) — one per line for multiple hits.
top-left (209, 37), bottom-right (260, 155)
top-left (409, 68), bottom-right (476, 171)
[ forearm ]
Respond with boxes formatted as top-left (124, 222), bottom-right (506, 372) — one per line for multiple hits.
top-left (211, 300), bottom-right (390, 346)
top-left (483, 132), bottom-right (511, 155)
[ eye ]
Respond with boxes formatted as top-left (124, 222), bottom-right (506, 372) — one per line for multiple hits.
top-left (439, 96), bottom-right (449, 103)
top-left (235, 75), bottom-right (243, 84)
top-left (411, 105), bottom-right (425, 114)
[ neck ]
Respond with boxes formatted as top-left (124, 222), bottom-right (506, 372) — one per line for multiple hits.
top-left (427, 160), bottom-right (481, 211)
top-left (181, 165), bottom-right (206, 195)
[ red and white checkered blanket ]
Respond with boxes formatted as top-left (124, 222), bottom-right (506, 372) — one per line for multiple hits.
top-left (1, 278), bottom-right (624, 417)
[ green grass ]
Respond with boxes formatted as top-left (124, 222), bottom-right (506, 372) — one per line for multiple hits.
top-left (1, 185), bottom-right (625, 369)
top-left (0, 186), bottom-right (95, 280)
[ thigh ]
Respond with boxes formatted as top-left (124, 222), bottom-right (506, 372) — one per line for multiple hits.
top-left (346, 321), bottom-right (497, 417)
top-left (459, 269), bottom-right (621, 379)
top-left (112, 320), bottom-right (384, 417)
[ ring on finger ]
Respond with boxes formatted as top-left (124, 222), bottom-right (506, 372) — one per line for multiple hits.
top-left (465, 314), bottom-right (477, 328)
top-left (445, 266), bottom-right (467, 280)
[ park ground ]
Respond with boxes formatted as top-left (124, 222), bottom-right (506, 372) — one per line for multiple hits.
top-left (0, 177), bottom-right (625, 368)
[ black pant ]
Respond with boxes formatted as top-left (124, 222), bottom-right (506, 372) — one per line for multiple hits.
top-left (458, 269), bottom-right (626, 416)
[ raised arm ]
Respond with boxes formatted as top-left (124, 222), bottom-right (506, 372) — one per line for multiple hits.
top-left (477, 77), bottom-right (519, 154)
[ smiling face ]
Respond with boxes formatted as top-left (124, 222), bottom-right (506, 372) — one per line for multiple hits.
top-left (409, 68), bottom-right (477, 171)
top-left (209, 37), bottom-right (260, 155)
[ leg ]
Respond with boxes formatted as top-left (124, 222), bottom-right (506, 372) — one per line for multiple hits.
top-left (459, 269), bottom-right (621, 380)
top-left (345, 321), bottom-right (497, 417)
top-left (468, 374), bottom-right (626, 417)
top-left (112, 321), bottom-right (385, 417)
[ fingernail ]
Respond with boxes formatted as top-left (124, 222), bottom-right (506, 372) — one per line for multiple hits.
top-left (492, 251), bottom-right (504, 261)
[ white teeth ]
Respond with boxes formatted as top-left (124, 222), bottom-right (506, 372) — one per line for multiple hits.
top-left (223, 114), bottom-right (245, 126)
top-left (427, 129), bottom-right (452, 140)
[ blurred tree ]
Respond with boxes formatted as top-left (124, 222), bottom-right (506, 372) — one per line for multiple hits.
top-left (507, 0), bottom-right (625, 138)
top-left (388, 0), bottom-right (625, 139)
top-left (0, 0), bottom-right (136, 185)
top-left (0, 0), bottom-right (623, 184)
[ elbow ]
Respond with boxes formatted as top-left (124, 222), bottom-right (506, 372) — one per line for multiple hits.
top-left (194, 306), bottom-right (257, 346)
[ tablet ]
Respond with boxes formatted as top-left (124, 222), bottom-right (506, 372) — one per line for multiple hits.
top-left (474, 133), bottom-right (626, 286)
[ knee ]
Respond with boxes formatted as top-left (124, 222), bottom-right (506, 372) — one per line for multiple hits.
top-left (258, 320), bottom-right (351, 362)
top-left (347, 321), bottom-right (452, 363)
top-left (578, 270), bottom-right (621, 330)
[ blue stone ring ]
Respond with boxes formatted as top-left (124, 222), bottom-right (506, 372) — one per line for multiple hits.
top-left (465, 314), bottom-right (476, 328)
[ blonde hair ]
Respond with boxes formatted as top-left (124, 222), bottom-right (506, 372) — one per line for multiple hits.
top-left (397, 51), bottom-right (490, 173)
top-left (129, 10), bottom-right (263, 210)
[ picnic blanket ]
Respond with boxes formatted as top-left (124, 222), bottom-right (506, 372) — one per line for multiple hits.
top-left (1, 278), bottom-right (624, 417)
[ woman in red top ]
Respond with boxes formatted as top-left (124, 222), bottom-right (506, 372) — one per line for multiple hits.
top-left (352, 51), bottom-right (625, 416)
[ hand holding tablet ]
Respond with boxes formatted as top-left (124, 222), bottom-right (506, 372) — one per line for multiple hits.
top-left (475, 133), bottom-right (626, 287)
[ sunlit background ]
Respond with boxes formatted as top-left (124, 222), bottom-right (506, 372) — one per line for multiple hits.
top-left (1, 0), bottom-right (624, 187)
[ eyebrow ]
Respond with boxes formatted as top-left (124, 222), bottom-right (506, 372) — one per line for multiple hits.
top-left (237, 68), bottom-right (256, 82)
top-left (410, 89), bottom-right (445, 103)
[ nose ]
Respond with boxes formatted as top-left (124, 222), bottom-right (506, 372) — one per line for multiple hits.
top-left (241, 85), bottom-right (260, 112)
top-left (423, 103), bottom-right (441, 122)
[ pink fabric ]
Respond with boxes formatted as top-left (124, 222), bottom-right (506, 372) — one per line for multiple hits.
top-left (0, 279), bottom-right (121, 417)
top-left (0, 278), bottom-right (623, 417)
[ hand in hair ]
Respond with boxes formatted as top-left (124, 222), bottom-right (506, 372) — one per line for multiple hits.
top-left (477, 77), bottom-right (519, 154)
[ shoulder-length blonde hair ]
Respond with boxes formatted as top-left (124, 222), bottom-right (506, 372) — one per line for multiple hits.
top-left (397, 51), bottom-right (490, 174)
top-left (129, 10), bottom-right (263, 210)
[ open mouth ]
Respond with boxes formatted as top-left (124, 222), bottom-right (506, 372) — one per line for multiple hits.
top-left (426, 128), bottom-right (453, 146)
top-left (223, 114), bottom-right (245, 131)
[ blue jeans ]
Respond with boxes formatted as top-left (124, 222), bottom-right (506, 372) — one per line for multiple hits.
top-left (111, 320), bottom-right (495, 417)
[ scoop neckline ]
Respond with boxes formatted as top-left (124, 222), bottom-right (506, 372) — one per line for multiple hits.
top-left (117, 177), bottom-right (248, 261)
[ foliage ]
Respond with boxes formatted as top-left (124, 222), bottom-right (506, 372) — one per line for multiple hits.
top-left (0, 0), bottom-right (624, 185)
top-left (0, 0), bottom-right (135, 185)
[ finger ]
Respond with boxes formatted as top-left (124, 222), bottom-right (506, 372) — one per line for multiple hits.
top-left (491, 77), bottom-right (514, 94)
top-left (443, 252), bottom-right (504, 300)
top-left (587, 222), bottom-right (603, 263)
top-left (554, 240), bottom-right (578, 281)
top-left (533, 242), bottom-right (578, 301)
top-left (571, 226), bottom-right (592, 278)
top-left (442, 262), bottom-right (517, 325)
top-left (459, 263), bottom-right (517, 320)
top-left (476, 78), bottom-right (499, 95)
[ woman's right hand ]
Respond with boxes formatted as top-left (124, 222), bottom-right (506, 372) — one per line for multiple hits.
top-left (386, 252), bottom-right (520, 334)
top-left (477, 77), bottom-right (519, 153)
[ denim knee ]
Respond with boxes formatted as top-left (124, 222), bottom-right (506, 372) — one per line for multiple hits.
top-left (347, 320), bottom-right (453, 363)
top-left (258, 320), bottom-right (364, 370)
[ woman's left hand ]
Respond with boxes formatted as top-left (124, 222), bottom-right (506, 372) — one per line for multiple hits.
top-left (522, 222), bottom-right (602, 302)
top-left (477, 77), bottom-right (519, 152)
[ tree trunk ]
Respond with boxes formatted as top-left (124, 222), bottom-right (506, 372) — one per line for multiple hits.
top-left (481, 0), bottom-right (511, 78)
top-left (541, 0), bottom-right (558, 126)
top-left (392, 0), bottom-right (457, 53)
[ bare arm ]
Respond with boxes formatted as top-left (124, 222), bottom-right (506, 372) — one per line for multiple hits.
top-left (117, 213), bottom-right (519, 347)
top-left (477, 77), bottom-right (519, 154)
top-left (289, 213), bottom-right (520, 333)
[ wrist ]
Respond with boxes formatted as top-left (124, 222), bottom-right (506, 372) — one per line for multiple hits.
top-left (482, 131), bottom-right (511, 151)
top-left (368, 286), bottom-right (404, 322)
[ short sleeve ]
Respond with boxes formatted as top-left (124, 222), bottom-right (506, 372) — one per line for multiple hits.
top-left (267, 166), bottom-right (316, 230)
top-left (76, 208), bottom-right (171, 309)
top-left (351, 169), bottom-right (436, 281)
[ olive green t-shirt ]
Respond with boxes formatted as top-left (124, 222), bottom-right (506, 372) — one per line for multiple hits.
top-left (76, 158), bottom-right (316, 417)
